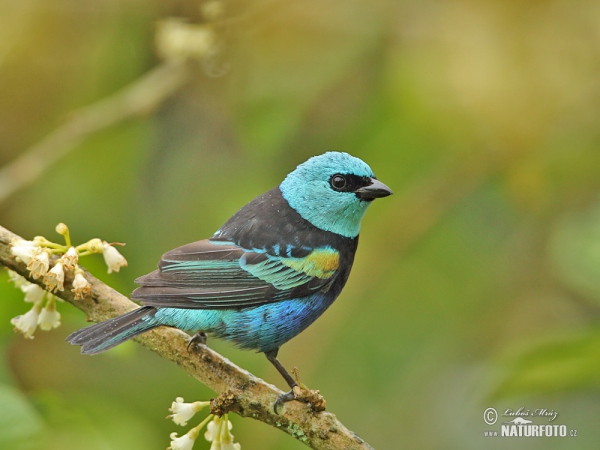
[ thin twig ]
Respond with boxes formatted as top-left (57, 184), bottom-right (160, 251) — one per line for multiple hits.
top-left (0, 61), bottom-right (189, 204)
top-left (0, 225), bottom-right (373, 450)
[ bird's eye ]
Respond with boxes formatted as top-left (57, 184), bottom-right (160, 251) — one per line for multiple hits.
top-left (330, 174), bottom-right (347, 190)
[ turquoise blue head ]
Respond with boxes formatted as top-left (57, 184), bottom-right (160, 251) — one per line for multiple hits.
top-left (279, 152), bottom-right (392, 238)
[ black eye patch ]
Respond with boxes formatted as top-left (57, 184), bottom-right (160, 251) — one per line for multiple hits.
top-left (329, 173), bottom-right (373, 193)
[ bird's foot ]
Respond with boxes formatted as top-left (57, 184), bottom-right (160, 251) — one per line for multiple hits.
top-left (273, 385), bottom-right (327, 414)
top-left (273, 389), bottom-right (296, 414)
top-left (187, 332), bottom-right (207, 352)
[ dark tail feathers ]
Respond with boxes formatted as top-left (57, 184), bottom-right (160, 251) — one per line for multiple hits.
top-left (66, 306), bottom-right (158, 354)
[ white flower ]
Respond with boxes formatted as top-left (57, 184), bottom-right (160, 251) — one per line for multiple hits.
top-left (220, 414), bottom-right (240, 450)
top-left (11, 303), bottom-right (42, 339)
top-left (102, 242), bottom-right (128, 274)
top-left (10, 239), bottom-right (38, 265)
top-left (59, 247), bottom-right (78, 272)
top-left (156, 19), bottom-right (215, 62)
top-left (204, 416), bottom-right (222, 442)
top-left (7, 270), bottom-right (28, 288)
top-left (168, 425), bottom-right (202, 450)
top-left (38, 298), bottom-right (61, 330)
top-left (43, 262), bottom-right (65, 292)
top-left (168, 397), bottom-right (210, 426)
top-left (21, 283), bottom-right (46, 304)
top-left (168, 432), bottom-right (196, 450)
top-left (72, 272), bottom-right (91, 299)
top-left (205, 414), bottom-right (239, 449)
top-left (205, 416), bottom-right (234, 441)
top-left (26, 249), bottom-right (49, 279)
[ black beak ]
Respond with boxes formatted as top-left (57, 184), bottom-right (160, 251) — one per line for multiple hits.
top-left (355, 178), bottom-right (393, 200)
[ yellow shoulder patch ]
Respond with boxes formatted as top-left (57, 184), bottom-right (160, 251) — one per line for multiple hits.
top-left (280, 248), bottom-right (340, 279)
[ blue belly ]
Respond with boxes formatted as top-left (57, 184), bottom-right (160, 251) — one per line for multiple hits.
top-left (149, 293), bottom-right (335, 353)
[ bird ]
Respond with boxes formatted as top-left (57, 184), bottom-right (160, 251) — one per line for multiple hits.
top-left (67, 151), bottom-right (392, 412)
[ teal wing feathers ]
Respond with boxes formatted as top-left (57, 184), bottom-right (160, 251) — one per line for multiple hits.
top-left (132, 239), bottom-right (340, 309)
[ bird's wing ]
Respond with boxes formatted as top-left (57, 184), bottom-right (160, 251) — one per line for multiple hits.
top-left (131, 239), bottom-right (340, 309)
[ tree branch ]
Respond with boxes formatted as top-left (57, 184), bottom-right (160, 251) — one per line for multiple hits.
top-left (0, 225), bottom-right (373, 450)
top-left (0, 61), bottom-right (189, 205)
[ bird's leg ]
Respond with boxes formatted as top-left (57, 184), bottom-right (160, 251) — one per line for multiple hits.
top-left (265, 349), bottom-right (326, 413)
top-left (187, 331), bottom-right (208, 352)
top-left (265, 348), bottom-right (297, 388)
top-left (265, 348), bottom-right (298, 413)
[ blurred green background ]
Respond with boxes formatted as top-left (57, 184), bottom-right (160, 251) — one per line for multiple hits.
top-left (1, 0), bottom-right (600, 449)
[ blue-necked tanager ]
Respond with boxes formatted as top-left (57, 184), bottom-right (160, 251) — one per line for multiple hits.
top-left (68, 152), bottom-right (392, 411)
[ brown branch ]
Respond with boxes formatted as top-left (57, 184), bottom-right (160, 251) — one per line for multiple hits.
top-left (0, 225), bottom-right (373, 450)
